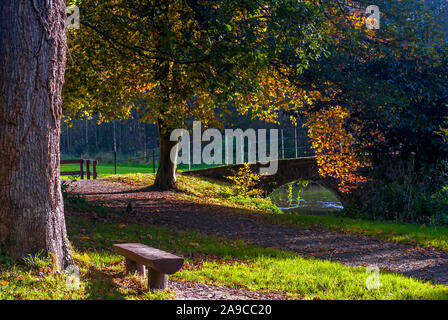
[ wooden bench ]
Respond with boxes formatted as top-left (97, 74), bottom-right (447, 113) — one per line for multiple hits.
top-left (113, 243), bottom-right (184, 290)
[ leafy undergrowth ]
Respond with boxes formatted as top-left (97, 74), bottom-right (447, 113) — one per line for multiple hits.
top-left (0, 253), bottom-right (86, 300)
top-left (1, 216), bottom-right (447, 300)
top-left (267, 214), bottom-right (448, 252)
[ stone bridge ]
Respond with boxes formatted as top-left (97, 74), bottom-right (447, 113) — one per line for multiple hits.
top-left (182, 157), bottom-right (352, 207)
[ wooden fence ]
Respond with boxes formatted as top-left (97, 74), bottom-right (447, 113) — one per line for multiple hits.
top-left (61, 159), bottom-right (98, 179)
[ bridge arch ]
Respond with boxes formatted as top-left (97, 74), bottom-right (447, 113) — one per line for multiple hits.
top-left (182, 157), bottom-right (352, 207)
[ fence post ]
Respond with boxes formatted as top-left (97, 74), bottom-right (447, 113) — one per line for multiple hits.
top-left (295, 127), bottom-right (298, 159)
top-left (281, 129), bottom-right (284, 159)
top-left (80, 159), bottom-right (84, 180)
top-left (152, 149), bottom-right (156, 174)
top-left (188, 141), bottom-right (191, 171)
top-left (113, 120), bottom-right (117, 175)
top-left (86, 160), bottom-right (91, 180)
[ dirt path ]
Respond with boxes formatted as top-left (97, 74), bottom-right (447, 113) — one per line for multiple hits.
top-left (67, 179), bottom-right (448, 287)
top-left (170, 280), bottom-right (287, 300)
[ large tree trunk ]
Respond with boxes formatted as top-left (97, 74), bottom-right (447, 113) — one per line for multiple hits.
top-left (153, 120), bottom-right (179, 190)
top-left (0, 0), bottom-right (73, 269)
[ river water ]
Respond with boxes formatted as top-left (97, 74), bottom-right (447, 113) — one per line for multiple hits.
top-left (269, 182), bottom-right (343, 215)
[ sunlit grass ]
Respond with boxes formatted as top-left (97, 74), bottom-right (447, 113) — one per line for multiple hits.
top-left (177, 257), bottom-right (448, 300)
top-left (61, 163), bottom-right (156, 178)
top-left (268, 214), bottom-right (448, 252)
top-left (60, 162), bottom-right (218, 178)
top-left (102, 173), bottom-right (280, 214)
top-left (70, 219), bottom-right (448, 300)
top-left (0, 253), bottom-right (87, 300)
top-left (1, 216), bottom-right (447, 300)
top-left (0, 244), bottom-right (176, 300)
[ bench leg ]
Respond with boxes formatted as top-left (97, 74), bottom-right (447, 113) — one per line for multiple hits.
top-left (125, 258), bottom-right (146, 276)
top-left (148, 267), bottom-right (168, 290)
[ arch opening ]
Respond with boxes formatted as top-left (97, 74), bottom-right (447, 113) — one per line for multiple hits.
top-left (269, 181), bottom-right (343, 215)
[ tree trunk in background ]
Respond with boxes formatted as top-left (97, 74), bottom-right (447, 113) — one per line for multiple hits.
top-left (143, 123), bottom-right (148, 162)
top-left (0, 0), bottom-right (73, 269)
top-left (95, 119), bottom-right (99, 150)
top-left (154, 120), bottom-right (178, 190)
top-left (66, 123), bottom-right (70, 154)
top-left (85, 119), bottom-right (88, 154)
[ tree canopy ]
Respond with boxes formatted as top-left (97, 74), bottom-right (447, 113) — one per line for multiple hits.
top-left (64, 0), bottom-right (448, 194)
top-left (280, 0), bottom-right (448, 191)
top-left (64, 0), bottom-right (332, 188)
top-left (64, 0), bottom-right (328, 124)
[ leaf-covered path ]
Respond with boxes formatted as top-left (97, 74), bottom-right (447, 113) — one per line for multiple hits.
top-left (170, 280), bottom-right (287, 300)
top-left (68, 179), bottom-right (448, 287)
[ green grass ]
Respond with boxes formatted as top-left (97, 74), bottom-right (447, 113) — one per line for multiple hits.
top-left (60, 162), bottom-right (218, 178)
top-left (72, 218), bottom-right (446, 300)
top-left (61, 162), bottom-right (156, 178)
top-left (0, 251), bottom-right (87, 300)
top-left (1, 217), bottom-right (447, 300)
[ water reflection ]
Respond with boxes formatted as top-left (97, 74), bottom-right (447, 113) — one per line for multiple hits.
top-left (269, 182), bottom-right (343, 215)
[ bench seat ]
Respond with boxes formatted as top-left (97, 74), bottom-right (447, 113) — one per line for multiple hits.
top-left (113, 243), bottom-right (184, 290)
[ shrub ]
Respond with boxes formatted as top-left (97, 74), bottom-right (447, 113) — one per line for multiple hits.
top-left (357, 182), bottom-right (448, 226)
top-left (226, 163), bottom-right (263, 197)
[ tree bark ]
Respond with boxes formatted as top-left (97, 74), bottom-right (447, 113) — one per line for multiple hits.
top-left (0, 0), bottom-right (73, 269)
top-left (153, 120), bottom-right (179, 190)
